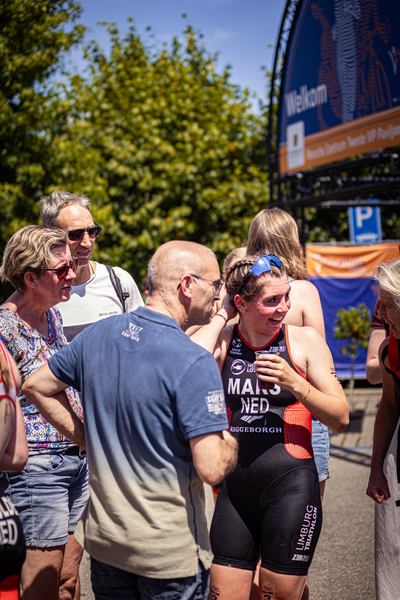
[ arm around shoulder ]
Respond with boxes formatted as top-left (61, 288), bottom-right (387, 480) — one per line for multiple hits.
top-left (189, 430), bottom-right (238, 487)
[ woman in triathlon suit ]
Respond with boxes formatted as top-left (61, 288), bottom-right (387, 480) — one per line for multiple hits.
top-left (0, 341), bottom-right (28, 599)
top-left (246, 208), bottom-right (328, 600)
top-left (192, 255), bottom-right (349, 600)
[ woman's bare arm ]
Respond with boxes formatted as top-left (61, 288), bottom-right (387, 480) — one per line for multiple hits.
top-left (0, 344), bottom-right (28, 471)
top-left (366, 328), bottom-right (386, 385)
top-left (285, 280), bottom-right (325, 340)
top-left (255, 325), bottom-right (349, 432)
top-left (367, 338), bottom-right (399, 503)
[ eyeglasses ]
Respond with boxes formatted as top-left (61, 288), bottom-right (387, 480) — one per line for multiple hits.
top-left (190, 274), bottom-right (224, 295)
top-left (66, 223), bottom-right (102, 242)
top-left (40, 257), bottom-right (78, 280)
top-left (237, 254), bottom-right (282, 295)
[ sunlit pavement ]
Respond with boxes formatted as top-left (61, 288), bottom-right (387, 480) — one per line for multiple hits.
top-left (308, 388), bottom-right (380, 600)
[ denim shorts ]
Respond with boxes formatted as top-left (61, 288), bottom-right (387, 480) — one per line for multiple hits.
top-left (91, 558), bottom-right (210, 600)
top-left (0, 452), bottom-right (89, 548)
top-left (311, 416), bottom-right (331, 482)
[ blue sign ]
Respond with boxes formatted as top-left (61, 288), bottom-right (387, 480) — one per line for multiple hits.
top-left (348, 205), bottom-right (382, 243)
top-left (278, 0), bottom-right (400, 174)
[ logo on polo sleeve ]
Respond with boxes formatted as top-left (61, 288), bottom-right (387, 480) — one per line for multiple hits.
top-left (205, 390), bottom-right (226, 415)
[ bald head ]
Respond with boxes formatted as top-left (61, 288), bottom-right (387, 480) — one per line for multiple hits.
top-left (146, 241), bottom-right (221, 329)
top-left (148, 241), bottom-right (217, 298)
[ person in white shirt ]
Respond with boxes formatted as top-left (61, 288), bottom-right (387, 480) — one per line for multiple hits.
top-left (39, 191), bottom-right (144, 341)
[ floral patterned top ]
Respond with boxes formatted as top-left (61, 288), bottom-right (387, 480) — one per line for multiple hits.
top-left (0, 307), bottom-right (82, 455)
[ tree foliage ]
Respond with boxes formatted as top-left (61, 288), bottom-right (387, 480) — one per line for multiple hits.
top-left (0, 0), bottom-right (85, 248)
top-left (39, 21), bottom-right (269, 277)
top-left (334, 303), bottom-right (371, 358)
top-left (334, 303), bottom-right (371, 408)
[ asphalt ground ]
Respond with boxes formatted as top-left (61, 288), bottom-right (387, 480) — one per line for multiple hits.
top-left (79, 388), bottom-right (381, 600)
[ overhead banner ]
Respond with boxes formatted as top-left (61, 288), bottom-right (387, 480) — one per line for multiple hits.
top-left (306, 243), bottom-right (399, 378)
top-left (279, 0), bottom-right (400, 174)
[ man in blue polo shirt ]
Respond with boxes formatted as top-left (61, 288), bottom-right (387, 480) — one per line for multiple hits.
top-left (23, 240), bottom-right (238, 600)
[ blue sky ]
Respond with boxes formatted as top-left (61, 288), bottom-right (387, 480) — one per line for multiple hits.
top-left (68, 0), bottom-right (286, 111)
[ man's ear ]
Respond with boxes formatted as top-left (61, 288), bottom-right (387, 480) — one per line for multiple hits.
top-left (179, 274), bottom-right (195, 299)
top-left (235, 294), bottom-right (246, 313)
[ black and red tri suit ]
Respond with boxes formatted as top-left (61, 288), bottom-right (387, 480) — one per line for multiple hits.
top-left (210, 323), bottom-right (322, 575)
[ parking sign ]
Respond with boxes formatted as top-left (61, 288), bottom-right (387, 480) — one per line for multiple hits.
top-left (348, 204), bottom-right (382, 243)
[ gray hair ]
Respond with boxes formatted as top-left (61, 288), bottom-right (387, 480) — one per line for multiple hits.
top-left (374, 259), bottom-right (400, 310)
top-left (39, 190), bottom-right (91, 228)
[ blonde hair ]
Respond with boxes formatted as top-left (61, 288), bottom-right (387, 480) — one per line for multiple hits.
top-left (1, 225), bottom-right (68, 291)
top-left (223, 247), bottom-right (247, 280)
top-left (225, 255), bottom-right (287, 302)
top-left (247, 208), bottom-right (308, 280)
top-left (374, 259), bottom-right (400, 310)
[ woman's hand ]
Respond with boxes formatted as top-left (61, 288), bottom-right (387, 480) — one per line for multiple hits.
top-left (254, 354), bottom-right (301, 391)
top-left (214, 284), bottom-right (237, 323)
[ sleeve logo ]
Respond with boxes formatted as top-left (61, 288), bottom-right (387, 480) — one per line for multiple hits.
top-left (205, 390), bottom-right (226, 415)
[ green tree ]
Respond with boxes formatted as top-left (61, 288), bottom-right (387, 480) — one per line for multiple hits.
top-left (0, 0), bottom-right (85, 253)
top-left (334, 303), bottom-right (371, 410)
top-left (43, 21), bottom-right (269, 278)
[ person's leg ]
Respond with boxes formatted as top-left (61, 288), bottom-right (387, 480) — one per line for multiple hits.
top-left (59, 534), bottom-right (84, 600)
top-left (91, 556), bottom-right (140, 600)
top-left (259, 568), bottom-right (306, 600)
top-left (210, 564), bottom-right (253, 600)
top-left (209, 478), bottom-right (260, 600)
top-left (5, 452), bottom-right (89, 600)
top-left (249, 561), bottom-right (261, 600)
top-left (299, 419), bottom-right (329, 600)
top-left (20, 546), bottom-right (65, 600)
top-left (259, 467), bottom-right (322, 600)
top-left (3, 454), bottom-right (70, 600)
top-left (59, 455), bottom-right (89, 600)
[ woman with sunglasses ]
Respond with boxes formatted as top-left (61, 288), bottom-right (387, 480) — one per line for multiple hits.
top-left (0, 226), bottom-right (89, 600)
top-left (39, 191), bottom-right (143, 342)
top-left (191, 255), bottom-right (349, 600)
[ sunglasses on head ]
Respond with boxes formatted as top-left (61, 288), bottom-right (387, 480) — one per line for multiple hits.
top-left (40, 257), bottom-right (78, 280)
top-left (237, 254), bottom-right (282, 295)
top-left (67, 223), bottom-right (102, 242)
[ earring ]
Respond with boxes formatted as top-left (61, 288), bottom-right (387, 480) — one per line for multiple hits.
top-left (33, 283), bottom-right (37, 291)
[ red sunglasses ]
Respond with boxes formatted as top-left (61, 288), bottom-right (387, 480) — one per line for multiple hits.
top-left (40, 257), bottom-right (78, 280)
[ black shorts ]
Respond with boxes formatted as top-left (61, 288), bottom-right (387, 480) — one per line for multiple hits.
top-left (210, 466), bottom-right (322, 576)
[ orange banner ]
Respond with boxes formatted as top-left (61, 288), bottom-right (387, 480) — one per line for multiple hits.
top-left (280, 106), bottom-right (400, 174)
top-left (306, 243), bottom-right (399, 278)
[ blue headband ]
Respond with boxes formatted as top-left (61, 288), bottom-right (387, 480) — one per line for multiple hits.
top-left (237, 254), bottom-right (282, 295)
